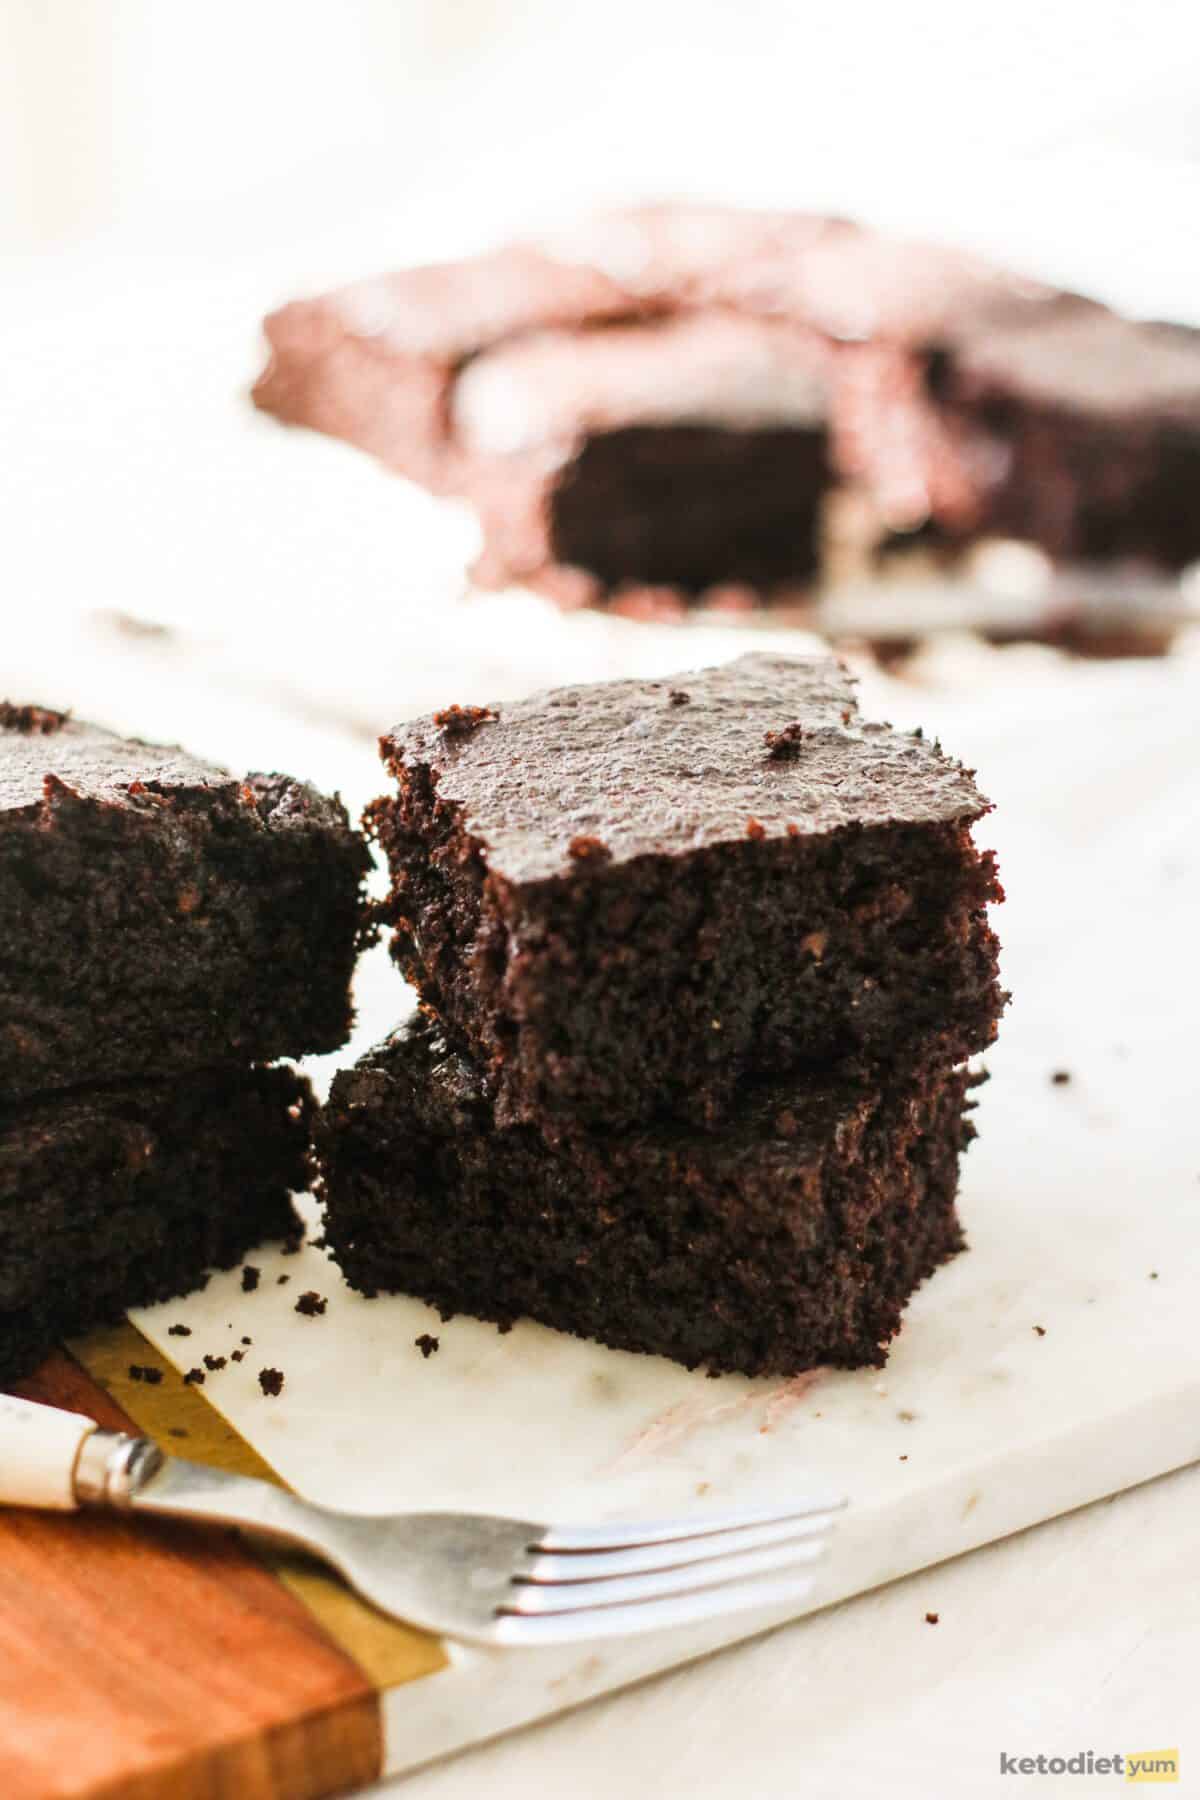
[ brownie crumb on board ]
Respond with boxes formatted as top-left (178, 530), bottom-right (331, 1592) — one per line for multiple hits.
top-left (277, 1274), bottom-right (290, 1286)
top-left (203, 1354), bottom-right (227, 1372)
top-left (258, 1368), bottom-right (285, 1397)
top-left (925, 1612), bottom-right (939, 1625)
top-left (415, 1333), bottom-right (440, 1358)
top-left (241, 1335), bottom-right (252, 1345)
top-left (241, 1266), bottom-right (261, 1292)
top-left (1033, 1324), bottom-right (1046, 1336)
top-left (127, 1364), bottom-right (162, 1385)
top-left (0, 701), bottom-right (69, 735)
top-left (432, 704), bottom-right (497, 737)
top-left (567, 835), bottom-right (611, 863)
top-left (667, 689), bottom-right (691, 706)
top-left (183, 1368), bottom-right (205, 1385)
top-left (167, 1323), bottom-right (192, 1337)
top-left (764, 723), bottom-right (805, 760)
top-left (1051, 1069), bottom-right (1072, 1086)
top-left (231, 1349), bottom-right (245, 1362)
top-left (168, 1427), bottom-right (188, 1439)
top-left (295, 1290), bottom-right (327, 1316)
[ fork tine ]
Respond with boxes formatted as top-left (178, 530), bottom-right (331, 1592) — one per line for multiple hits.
top-left (527, 1512), bottom-right (839, 1582)
top-left (535, 1496), bottom-right (845, 1554)
top-left (513, 1536), bottom-right (828, 1613)
top-left (492, 1567), bottom-right (823, 1647)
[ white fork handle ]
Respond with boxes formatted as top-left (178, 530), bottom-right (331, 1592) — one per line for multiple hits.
top-left (0, 1392), bottom-right (98, 1509)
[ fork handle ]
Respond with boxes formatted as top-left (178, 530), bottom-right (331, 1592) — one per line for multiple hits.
top-left (0, 1392), bottom-right (326, 1553)
top-left (0, 1394), bottom-right (157, 1511)
top-left (0, 1393), bottom-right (104, 1509)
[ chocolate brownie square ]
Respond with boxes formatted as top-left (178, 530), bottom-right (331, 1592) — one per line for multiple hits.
top-left (0, 1064), bottom-right (311, 1384)
top-left (0, 704), bottom-right (372, 1100)
top-left (319, 1017), bottom-right (974, 1376)
top-left (366, 655), bottom-right (1004, 1134)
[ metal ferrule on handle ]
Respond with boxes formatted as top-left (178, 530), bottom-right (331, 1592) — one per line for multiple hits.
top-left (0, 1393), bottom-right (114, 1509)
top-left (74, 1430), bottom-right (165, 1507)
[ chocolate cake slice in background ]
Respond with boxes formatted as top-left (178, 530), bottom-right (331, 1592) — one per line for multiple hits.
top-left (252, 203), bottom-right (1200, 626)
top-left (367, 654), bottom-right (1005, 1135)
top-left (319, 1017), bottom-right (974, 1378)
top-left (0, 1064), bottom-right (311, 1385)
top-left (0, 703), bottom-right (372, 1101)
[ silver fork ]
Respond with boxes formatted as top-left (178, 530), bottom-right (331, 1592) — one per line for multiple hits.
top-left (0, 1393), bottom-right (844, 1646)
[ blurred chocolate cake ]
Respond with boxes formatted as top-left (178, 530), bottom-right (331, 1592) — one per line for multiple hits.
top-left (254, 205), bottom-right (1200, 638)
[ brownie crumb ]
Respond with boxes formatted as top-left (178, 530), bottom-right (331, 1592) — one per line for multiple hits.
top-left (167, 1323), bottom-right (192, 1337)
top-left (168, 1427), bottom-right (188, 1439)
top-left (258, 1368), bottom-right (284, 1397)
top-left (1051, 1069), bottom-right (1071, 1086)
top-left (203, 1354), bottom-right (227, 1372)
top-left (668, 689), bottom-right (690, 706)
top-left (241, 1335), bottom-right (253, 1345)
top-left (241, 1265), bottom-right (261, 1292)
top-left (433, 704), bottom-right (497, 738)
top-left (745, 818), bottom-right (766, 840)
top-left (1033, 1324), bottom-right (1046, 1336)
top-left (231, 1349), bottom-right (245, 1362)
top-left (1149, 1271), bottom-right (1159, 1280)
top-left (567, 835), bottom-right (611, 863)
top-left (415, 1333), bottom-right (440, 1358)
top-left (295, 1290), bottom-right (327, 1317)
top-left (925, 1611), bottom-right (939, 1625)
top-left (128, 1364), bottom-right (162, 1384)
top-left (764, 723), bottom-right (805, 760)
top-left (183, 1368), bottom-right (205, 1385)
top-left (899, 1454), bottom-right (909, 1461)
top-left (0, 701), bottom-right (68, 735)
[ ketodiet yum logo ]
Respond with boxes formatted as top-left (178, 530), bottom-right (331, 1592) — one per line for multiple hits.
top-left (999, 1748), bottom-right (1179, 1782)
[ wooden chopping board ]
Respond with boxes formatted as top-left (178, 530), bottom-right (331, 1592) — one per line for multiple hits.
top-left (0, 1336), bottom-right (445, 1800)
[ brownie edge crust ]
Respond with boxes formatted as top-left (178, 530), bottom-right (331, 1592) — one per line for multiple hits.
top-left (318, 1019), bottom-right (975, 1378)
top-left (367, 653), bottom-right (1005, 1134)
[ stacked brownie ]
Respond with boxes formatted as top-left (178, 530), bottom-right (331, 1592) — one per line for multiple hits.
top-left (0, 703), bottom-right (371, 1383)
top-left (319, 654), bottom-right (1006, 1375)
top-left (253, 204), bottom-right (1200, 636)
